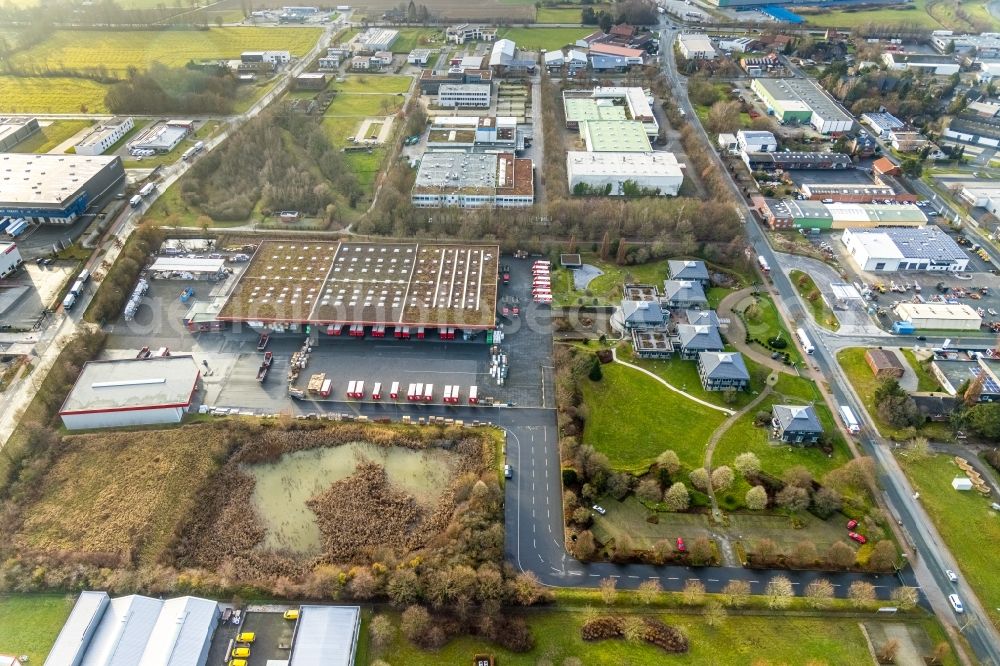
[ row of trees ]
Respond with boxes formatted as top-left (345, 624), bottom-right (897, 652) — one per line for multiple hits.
top-left (87, 224), bottom-right (165, 325)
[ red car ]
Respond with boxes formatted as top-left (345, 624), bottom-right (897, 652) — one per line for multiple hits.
top-left (676, 537), bottom-right (686, 552)
top-left (848, 532), bottom-right (867, 544)
top-left (846, 519), bottom-right (858, 530)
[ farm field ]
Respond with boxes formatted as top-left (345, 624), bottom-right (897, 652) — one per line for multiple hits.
top-left (11, 427), bottom-right (228, 566)
top-left (11, 119), bottom-right (93, 154)
top-left (897, 453), bottom-right (1000, 630)
top-left (0, 75), bottom-right (109, 113)
top-left (376, 610), bottom-right (898, 665)
top-left (0, 594), bottom-right (75, 663)
top-left (498, 26), bottom-right (592, 51)
top-left (580, 361), bottom-right (726, 471)
top-left (13, 27), bottom-right (322, 74)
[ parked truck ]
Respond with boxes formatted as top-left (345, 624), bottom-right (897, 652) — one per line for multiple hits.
top-left (138, 182), bottom-right (156, 198)
top-left (6, 219), bottom-right (28, 237)
top-left (129, 194), bottom-right (143, 208)
top-left (892, 320), bottom-right (916, 335)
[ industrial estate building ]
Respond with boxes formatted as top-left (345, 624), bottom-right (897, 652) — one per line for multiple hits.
top-left (760, 199), bottom-right (928, 230)
top-left (0, 241), bottom-right (22, 279)
top-left (562, 87), bottom-right (659, 136)
top-left (750, 78), bottom-right (854, 134)
top-left (959, 184), bottom-right (1000, 214)
top-left (742, 151), bottom-right (852, 170)
top-left (798, 183), bottom-right (917, 203)
top-left (411, 152), bottom-right (533, 208)
top-left (0, 117), bottom-right (39, 151)
top-left (289, 605), bottom-right (362, 666)
top-left (944, 112), bottom-right (1000, 147)
top-left (426, 116), bottom-right (522, 152)
top-left (353, 28), bottom-right (398, 52)
top-left (0, 153), bottom-right (125, 224)
top-left (437, 83), bottom-right (491, 108)
top-left (893, 303), bottom-right (983, 331)
top-left (74, 116), bottom-right (135, 155)
top-left (217, 240), bottom-right (500, 330)
top-left (489, 38), bottom-right (537, 73)
top-left (881, 52), bottom-right (960, 76)
top-left (241, 50), bottom-right (290, 65)
top-left (129, 119), bottom-right (194, 154)
top-left (736, 129), bottom-right (777, 153)
top-left (842, 226), bottom-right (969, 272)
top-left (579, 120), bottom-right (651, 152)
top-left (58, 356), bottom-right (201, 430)
top-left (677, 33), bottom-right (716, 60)
top-left (294, 72), bottom-right (328, 90)
top-left (44, 591), bottom-right (218, 666)
top-left (861, 111), bottom-right (905, 138)
top-left (566, 151), bottom-right (683, 196)
top-left (446, 24), bottom-right (498, 44)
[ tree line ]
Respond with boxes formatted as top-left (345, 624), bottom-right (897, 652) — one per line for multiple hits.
top-left (105, 64), bottom-right (238, 115)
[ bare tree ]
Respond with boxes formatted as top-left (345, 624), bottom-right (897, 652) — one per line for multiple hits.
top-left (826, 541), bottom-right (857, 569)
top-left (636, 478), bottom-right (662, 503)
top-left (369, 614), bottom-right (394, 652)
top-left (804, 578), bottom-right (834, 608)
top-left (722, 579), bottom-right (751, 607)
top-left (765, 576), bottom-right (794, 608)
top-left (637, 578), bottom-right (662, 605)
top-left (704, 599), bottom-right (727, 627)
top-left (790, 540), bottom-right (818, 568)
top-left (776, 485), bottom-right (810, 513)
top-left (878, 637), bottom-right (901, 663)
top-left (891, 586), bottom-right (919, 610)
top-left (848, 580), bottom-right (876, 606)
top-left (682, 579), bottom-right (706, 605)
top-left (574, 530), bottom-right (597, 559)
top-left (867, 540), bottom-right (898, 572)
top-left (599, 577), bottom-right (618, 606)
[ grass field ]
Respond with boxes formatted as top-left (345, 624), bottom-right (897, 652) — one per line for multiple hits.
top-left (580, 361), bottom-right (726, 471)
top-left (0, 594), bottom-right (75, 663)
top-left (14, 27), bottom-right (321, 74)
top-left (789, 269), bottom-right (840, 331)
top-left (901, 349), bottom-right (942, 392)
top-left (377, 609), bottom-right (886, 665)
top-left (14, 427), bottom-right (228, 565)
top-left (838, 347), bottom-right (954, 442)
top-left (498, 26), bottom-right (592, 51)
top-left (552, 254), bottom-right (671, 306)
top-left (0, 75), bottom-right (109, 113)
top-left (333, 74), bottom-right (412, 94)
top-left (324, 93), bottom-right (404, 117)
top-left (738, 294), bottom-right (804, 365)
top-left (10, 119), bottom-right (93, 154)
top-left (898, 453), bottom-right (1000, 630)
top-left (799, 0), bottom-right (942, 29)
top-left (390, 27), bottom-right (444, 53)
top-left (536, 6), bottom-right (587, 22)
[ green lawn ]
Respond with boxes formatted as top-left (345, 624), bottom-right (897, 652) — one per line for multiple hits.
top-left (618, 344), bottom-right (769, 410)
top-left (799, 0), bottom-right (943, 29)
top-left (789, 269), bottom-right (840, 332)
top-left (901, 349), bottom-right (942, 392)
top-left (14, 27), bottom-right (321, 74)
top-left (498, 26), bottom-right (592, 51)
top-left (738, 294), bottom-right (804, 365)
top-left (324, 93), bottom-right (404, 117)
top-left (898, 453), bottom-right (1000, 630)
top-left (536, 6), bottom-right (587, 22)
top-left (377, 609), bottom-right (889, 665)
top-left (0, 75), bottom-right (109, 113)
top-left (0, 594), bottom-right (75, 662)
top-left (580, 362), bottom-right (726, 471)
top-left (553, 254), bottom-right (671, 306)
top-left (10, 119), bottom-right (93, 154)
top-left (390, 27), bottom-right (444, 53)
top-left (332, 74), bottom-right (412, 94)
top-left (838, 347), bottom-right (953, 442)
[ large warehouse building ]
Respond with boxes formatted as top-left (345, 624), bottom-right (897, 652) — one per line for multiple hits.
top-left (563, 87), bottom-right (658, 136)
top-left (45, 591), bottom-right (218, 666)
top-left (750, 78), bottom-right (854, 134)
top-left (842, 226), bottom-right (969, 272)
top-left (579, 120), bottom-right (652, 152)
top-left (0, 153), bottom-right (125, 224)
top-left (894, 302), bottom-right (983, 331)
top-left (411, 152), bottom-right (533, 208)
top-left (760, 199), bottom-right (927, 230)
top-left (59, 356), bottom-right (201, 430)
top-left (217, 240), bottom-right (500, 332)
top-left (0, 117), bottom-right (39, 152)
top-left (288, 605), bottom-right (362, 666)
top-left (566, 151), bottom-right (683, 196)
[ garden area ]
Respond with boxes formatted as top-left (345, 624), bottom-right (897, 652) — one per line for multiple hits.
top-left (838, 347), bottom-right (953, 442)
top-left (735, 293), bottom-right (803, 365)
top-left (897, 452), bottom-right (1000, 630)
top-left (789, 269), bottom-right (840, 331)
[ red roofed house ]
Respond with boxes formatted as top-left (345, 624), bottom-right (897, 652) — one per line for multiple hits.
top-left (873, 156), bottom-right (901, 176)
top-left (609, 23), bottom-right (636, 41)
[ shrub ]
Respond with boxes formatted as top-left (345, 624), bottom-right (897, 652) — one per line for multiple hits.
top-left (562, 468), bottom-right (579, 486)
top-left (662, 482), bottom-right (690, 511)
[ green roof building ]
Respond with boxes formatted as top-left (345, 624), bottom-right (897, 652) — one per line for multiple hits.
top-left (579, 120), bottom-right (652, 152)
top-left (563, 98), bottom-right (628, 125)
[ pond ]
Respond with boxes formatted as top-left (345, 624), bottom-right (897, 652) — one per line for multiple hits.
top-left (246, 443), bottom-right (457, 555)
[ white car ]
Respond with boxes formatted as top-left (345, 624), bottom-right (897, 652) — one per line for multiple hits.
top-left (948, 594), bottom-right (964, 613)
top-left (592, 504), bottom-right (607, 515)
top-left (504, 464), bottom-right (512, 479)
top-left (946, 570), bottom-right (958, 583)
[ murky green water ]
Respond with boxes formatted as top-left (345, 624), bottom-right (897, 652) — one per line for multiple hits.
top-left (246, 443), bottom-right (456, 554)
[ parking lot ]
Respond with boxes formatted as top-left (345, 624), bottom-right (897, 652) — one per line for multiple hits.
top-left (205, 610), bottom-right (295, 666)
top-left (0, 262), bottom-right (80, 330)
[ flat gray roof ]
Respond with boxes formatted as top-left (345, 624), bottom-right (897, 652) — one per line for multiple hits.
top-left (45, 591), bottom-right (110, 666)
top-left (414, 152), bottom-right (497, 191)
top-left (0, 153), bottom-right (120, 206)
top-left (851, 226), bottom-right (968, 261)
top-left (754, 78), bottom-right (853, 124)
top-left (289, 605), bottom-right (361, 666)
top-left (60, 356), bottom-right (200, 414)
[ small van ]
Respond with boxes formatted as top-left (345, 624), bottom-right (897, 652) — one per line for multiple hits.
top-left (232, 647), bottom-right (250, 658)
top-left (284, 609), bottom-right (299, 620)
top-left (236, 632), bottom-right (255, 643)
top-left (948, 594), bottom-right (964, 613)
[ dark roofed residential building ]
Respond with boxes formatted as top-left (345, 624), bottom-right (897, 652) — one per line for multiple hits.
top-left (742, 151), bottom-right (853, 171)
top-left (772, 404), bottom-right (823, 444)
top-left (685, 309), bottom-right (721, 328)
top-left (663, 279), bottom-right (707, 308)
top-left (677, 324), bottom-right (724, 359)
top-left (668, 259), bottom-right (710, 285)
top-left (911, 392), bottom-right (959, 422)
top-left (619, 300), bottom-right (666, 330)
top-left (698, 351), bottom-right (750, 392)
top-left (865, 348), bottom-right (905, 378)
